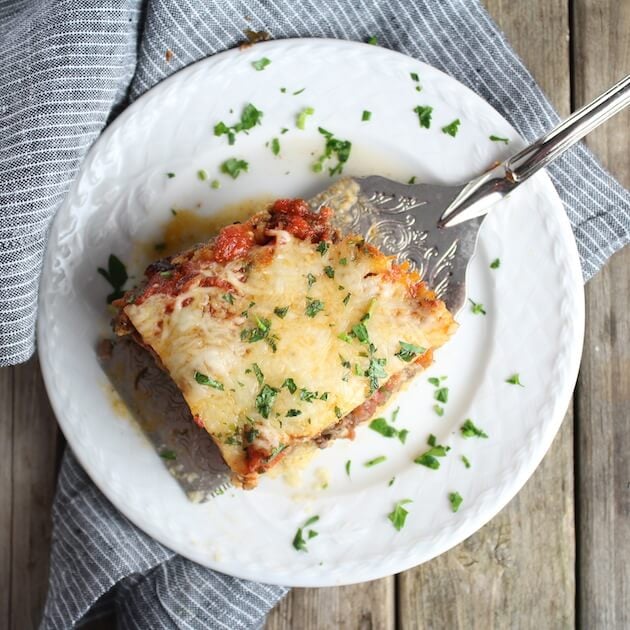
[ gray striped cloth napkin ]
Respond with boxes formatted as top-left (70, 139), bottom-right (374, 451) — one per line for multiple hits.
top-left (0, 0), bottom-right (626, 628)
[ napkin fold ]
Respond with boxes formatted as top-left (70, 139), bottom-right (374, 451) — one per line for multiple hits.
top-left (0, 0), bottom-right (626, 628)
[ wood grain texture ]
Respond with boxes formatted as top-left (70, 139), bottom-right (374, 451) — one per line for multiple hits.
top-left (397, 1), bottom-right (576, 627)
top-left (0, 367), bottom-right (13, 629)
top-left (573, 0), bottom-right (630, 627)
top-left (10, 359), bottom-right (59, 630)
top-left (265, 580), bottom-right (394, 630)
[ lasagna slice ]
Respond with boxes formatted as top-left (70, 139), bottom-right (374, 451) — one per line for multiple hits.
top-left (113, 198), bottom-right (456, 487)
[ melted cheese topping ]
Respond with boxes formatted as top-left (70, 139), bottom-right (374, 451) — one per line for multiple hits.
top-left (123, 232), bottom-right (455, 480)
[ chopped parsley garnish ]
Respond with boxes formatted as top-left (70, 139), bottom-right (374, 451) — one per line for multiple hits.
top-left (490, 258), bottom-right (500, 269)
top-left (433, 404), bottom-right (444, 417)
top-left (97, 254), bottom-right (128, 303)
top-left (369, 417), bottom-right (397, 438)
top-left (367, 35), bottom-right (378, 45)
top-left (414, 434), bottom-right (450, 469)
top-left (391, 407), bottom-right (400, 423)
top-left (159, 449), bottom-right (176, 460)
top-left (292, 515), bottom-right (320, 552)
top-left (222, 293), bottom-right (234, 304)
top-left (461, 455), bottom-right (471, 469)
top-left (240, 315), bottom-right (278, 352)
top-left (369, 417), bottom-right (408, 443)
top-left (364, 455), bottom-right (387, 467)
top-left (171, 208), bottom-right (177, 216)
top-left (296, 106), bottom-right (315, 129)
top-left (286, 409), bottom-right (302, 417)
top-left (342, 293), bottom-right (351, 306)
top-left (350, 322), bottom-right (369, 343)
top-left (293, 87), bottom-right (305, 95)
top-left (395, 341), bottom-right (426, 363)
top-left (154, 243), bottom-right (166, 252)
top-left (299, 388), bottom-right (318, 402)
top-left (388, 477), bottom-right (396, 486)
top-left (306, 273), bottom-right (317, 289)
top-left (194, 371), bottom-right (224, 390)
top-left (245, 427), bottom-right (260, 444)
top-left (413, 105), bottom-right (433, 128)
top-left (280, 87), bottom-right (287, 93)
top-left (214, 103), bottom-right (264, 145)
top-left (270, 137), bottom-right (280, 156)
top-left (305, 297), bottom-right (324, 318)
top-left (428, 377), bottom-right (441, 387)
top-left (434, 387), bottom-right (449, 403)
top-left (407, 176), bottom-right (416, 184)
top-left (197, 169), bottom-right (208, 181)
top-left (282, 378), bottom-right (297, 394)
top-left (324, 265), bottom-right (335, 279)
top-left (312, 127), bottom-right (352, 176)
top-left (345, 460), bottom-right (351, 477)
top-left (490, 134), bottom-right (509, 144)
top-left (316, 241), bottom-right (330, 256)
top-left (220, 158), bottom-right (249, 179)
top-left (339, 257), bottom-right (348, 266)
top-left (468, 298), bottom-right (486, 315)
top-left (256, 384), bottom-right (279, 418)
top-left (166, 172), bottom-right (176, 178)
top-left (361, 110), bottom-right (372, 121)
top-left (506, 373), bottom-right (525, 387)
top-left (441, 119), bottom-right (461, 137)
top-left (210, 179), bottom-right (221, 189)
top-left (338, 332), bottom-right (352, 343)
top-left (410, 72), bottom-right (419, 82)
top-left (335, 405), bottom-right (343, 418)
top-left (274, 306), bottom-right (289, 318)
top-left (366, 356), bottom-right (387, 394)
top-left (251, 363), bottom-right (264, 386)
top-left (252, 57), bottom-right (271, 71)
top-left (449, 491), bottom-right (463, 512)
top-left (460, 419), bottom-right (488, 438)
top-left (388, 499), bottom-right (412, 531)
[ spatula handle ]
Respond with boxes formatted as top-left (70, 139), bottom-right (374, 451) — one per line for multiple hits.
top-left (439, 74), bottom-right (630, 228)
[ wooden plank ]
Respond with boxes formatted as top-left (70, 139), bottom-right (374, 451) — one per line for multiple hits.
top-left (0, 366), bottom-right (13, 629)
top-left (10, 359), bottom-right (59, 630)
top-left (572, 1), bottom-right (630, 627)
top-left (265, 580), bottom-right (395, 630)
top-left (398, 1), bottom-right (576, 627)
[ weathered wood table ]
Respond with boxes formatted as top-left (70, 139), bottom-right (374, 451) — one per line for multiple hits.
top-left (1, 1), bottom-right (628, 628)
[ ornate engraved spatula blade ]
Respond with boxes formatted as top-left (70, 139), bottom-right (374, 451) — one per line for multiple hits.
top-left (309, 177), bottom-right (484, 314)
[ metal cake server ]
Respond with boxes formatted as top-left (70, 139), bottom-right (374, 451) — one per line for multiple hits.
top-left (101, 74), bottom-right (629, 503)
top-left (311, 74), bottom-right (630, 314)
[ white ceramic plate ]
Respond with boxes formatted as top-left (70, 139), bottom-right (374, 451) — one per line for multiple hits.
top-left (38, 39), bottom-right (584, 586)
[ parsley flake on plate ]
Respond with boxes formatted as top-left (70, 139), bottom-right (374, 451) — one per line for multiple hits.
top-left (413, 105), bottom-right (433, 128)
top-left (292, 515), bottom-right (320, 552)
top-left (461, 455), bottom-right (471, 469)
top-left (364, 455), bottom-right (387, 467)
top-left (490, 258), bottom-right (500, 269)
top-left (434, 387), bottom-right (449, 404)
top-left (166, 172), bottom-right (176, 178)
top-left (441, 118), bottom-right (461, 137)
top-left (367, 36), bottom-right (378, 45)
top-left (460, 418), bottom-right (488, 438)
top-left (489, 134), bottom-right (509, 144)
top-left (270, 137), bottom-right (280, 156)
top-left (369, 417), bottom-right (409, 443)
top-left (345, 460), bottom-right (351, 477)
top-left (312, 127), bottom-right (352, 177)
top-left (197, 169), bottom-right (208, 181)
top-left (506, 373), bottom-right (525, 386)
top-left (468, 298), bottom-right (486, 315)
top-left (449, 491), bottom-right (463, 512)
top-left (296, 106), bottom-right (315, 129)
top-left (407, 176), bottom-right (416, 184)
top-left (97, 254), bottom-right (128, 303)
top-left (251, 57), bottom-right (271, 71)
top-left (220, 158), bottom-right (249, 179)
top-left (433, 404), bottom-right (444, 417)
top-left (414, 434), bottom-right (450, 469)
top-left (194, 371), bottom-right (224, 390)
top-left (361, 110), bottom-right (372, 121)
top-left (210, 179), bottom-right (221, 189)
top-left (214, 103), bottom-right (263, 145)
top-left (388, 499), bottom-right (412, 531)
